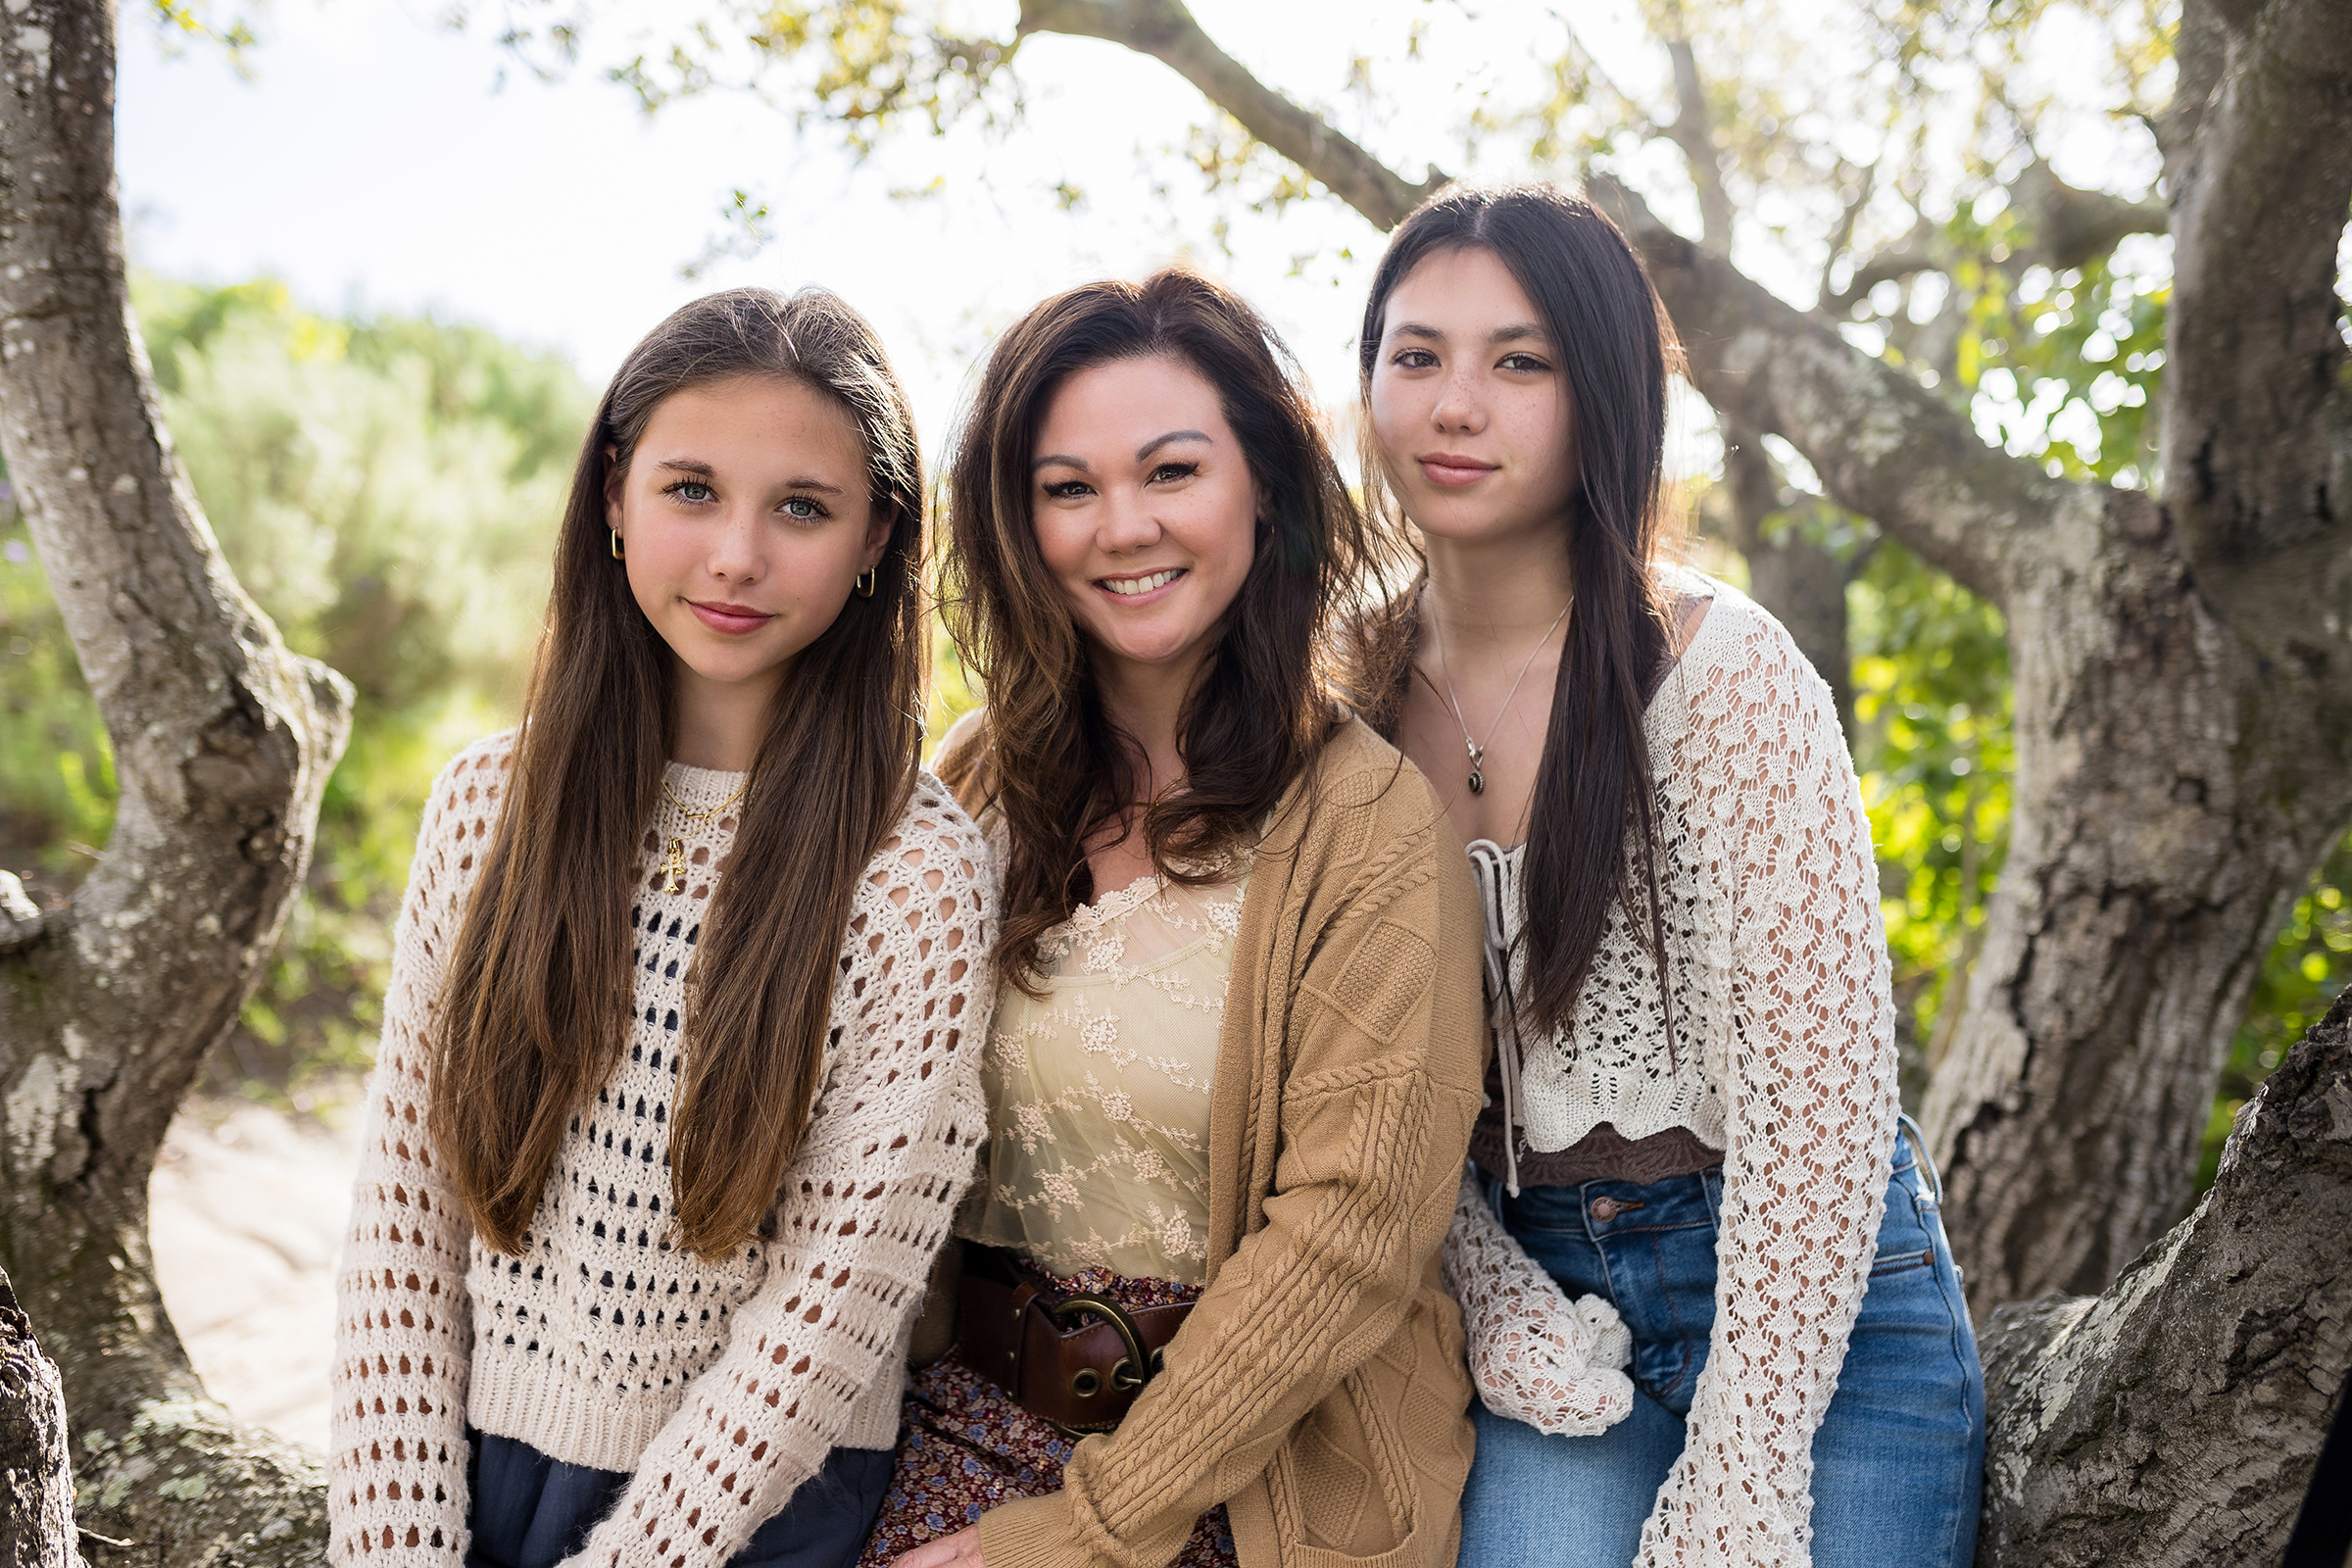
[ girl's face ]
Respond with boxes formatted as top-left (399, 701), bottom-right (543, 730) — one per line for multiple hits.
top-left (1368, 246), bottom-right (1580, 548)
top-left (1030, 354), bottom-right (1258, 688)
top-left (607, 375), bottom-right (887, 705)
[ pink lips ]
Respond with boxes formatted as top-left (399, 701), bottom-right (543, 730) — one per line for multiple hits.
top-left (1419, 452), bottom-right (1498, 488)
top-left (687, 599), bottom-right (775, 635)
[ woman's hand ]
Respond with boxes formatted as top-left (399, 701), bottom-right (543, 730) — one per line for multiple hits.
top-left (893, 1526), bottom-right (983, 1568)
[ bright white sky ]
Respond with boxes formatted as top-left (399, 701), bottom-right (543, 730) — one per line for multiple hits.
top-left (121, 0), bottom-right (1667, 461)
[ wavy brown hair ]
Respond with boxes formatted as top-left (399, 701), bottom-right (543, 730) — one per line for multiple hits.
top-left (942, 269), bottom-right (1367, 988)
top-left (1344, 183), bottom-right (1680, 1043)
top-left (429, 287), bottom-right (926, 1259)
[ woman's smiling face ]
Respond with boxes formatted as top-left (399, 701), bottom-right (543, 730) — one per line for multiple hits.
top-left (1029, 354), bottom-right (1258, 687)
top-left (606, 374), bottom-right (886, 708)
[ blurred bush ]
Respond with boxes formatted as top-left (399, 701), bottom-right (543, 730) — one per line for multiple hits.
top-left (1, 274), bottom-right (588, 1107)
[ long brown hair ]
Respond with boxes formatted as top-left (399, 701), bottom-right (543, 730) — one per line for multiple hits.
top-left (942, 269), bottom-right (1366, 988)
top-left (430, 287), bottom-right (926, 1259)
top-left (1346, 183), bottom-right (1679, 1042)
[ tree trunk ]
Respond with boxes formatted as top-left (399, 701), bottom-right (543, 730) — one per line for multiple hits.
top-left (1972, 987), bottom-right (2352, 1565)
top-left (1, 1265), bottom-right (80, 1568)
top-left (1721, 416), bottom-right (1854, 735)
top-left (0, 2), bottom-right (349, 1562)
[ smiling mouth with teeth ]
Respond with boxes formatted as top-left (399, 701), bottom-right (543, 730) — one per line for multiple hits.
top-left (1100, 568), bottom-right (1186, 596)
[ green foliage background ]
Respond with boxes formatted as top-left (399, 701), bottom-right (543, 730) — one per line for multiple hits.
top-left (0, 276), bottom-right (587, 1104)
top-left (1, 270), bottom-right (2341, 1198)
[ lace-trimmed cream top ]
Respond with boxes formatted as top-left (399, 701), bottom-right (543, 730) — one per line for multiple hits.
top-left (966, 858), bottom-right (1249, 1284)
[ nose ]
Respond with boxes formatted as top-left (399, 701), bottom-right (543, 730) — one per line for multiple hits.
top-left (1430, 367), bottom-right (1488, 435)
top-left (705, 503), bottom-right (765, 584)
top-left (1096, 485), bottom-right (1164, 555)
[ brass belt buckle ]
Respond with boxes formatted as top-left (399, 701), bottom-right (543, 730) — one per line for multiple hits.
top-left (1046, 1293), bottom-right (1152, 1399)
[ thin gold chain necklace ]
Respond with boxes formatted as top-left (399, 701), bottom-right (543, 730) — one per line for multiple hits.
top-left (1425, 589), bottom-right (1572, 796)
top-left (658, 774), bottom-right (749, 894)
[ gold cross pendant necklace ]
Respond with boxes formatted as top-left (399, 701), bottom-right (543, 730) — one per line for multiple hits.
top-left (659, 775), bottom-right (750, 894)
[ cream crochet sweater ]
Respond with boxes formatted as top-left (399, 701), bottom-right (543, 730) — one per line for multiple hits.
top-left (328, 733), bottom-right (995, 1568)
top-left (1443, 575), bottom-right (1901, 1568)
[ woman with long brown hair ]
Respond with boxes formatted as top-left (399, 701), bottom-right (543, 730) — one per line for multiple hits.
top-left (327, 287), bottom-right (996, 1568)
top-left (1349, 183), bottom-right (1984, 1568)
top-left (859, 269), bottom-right (1487, 1568)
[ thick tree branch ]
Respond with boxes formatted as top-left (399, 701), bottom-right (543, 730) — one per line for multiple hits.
top-left (1593, 176), bottom-right (2069, 606)
top-left (1974, 989), bottom-right (2352, 1564)
top-left (1661, 28), bottom-right (1731, 250)
top-left (2008, 160), bottom-right (2169, 272)
top-left (1014, 0), bottom-right (1443, 227)
top-left (2159, 0), bottom-right (2352, 573)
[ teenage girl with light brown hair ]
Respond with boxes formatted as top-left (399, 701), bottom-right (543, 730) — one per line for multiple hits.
top-left (329, 286), bottom-right (995, 1568)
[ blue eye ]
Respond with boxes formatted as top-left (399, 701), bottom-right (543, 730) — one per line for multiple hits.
top-left (782, 496), bottom-right (829, 520)
top-left (664, 479), bottom-right (714, 504)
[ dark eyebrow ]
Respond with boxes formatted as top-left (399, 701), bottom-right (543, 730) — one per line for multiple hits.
top-left (1032, 453), bottom-right (1090, 474)
top-left (654, 458), bottom-right (844, 496)
top-left (1137, 429), bottom-right (1211, 462)
top-left (1388, 321), bottom-right (1551, 349)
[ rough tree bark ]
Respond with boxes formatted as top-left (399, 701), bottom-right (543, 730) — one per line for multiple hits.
top-left (1973, 989), bottom-right (2352, 1566)
top-left (0, 1), bottom-right (351, 1562)
top-left (1014, 0), bottom-right (2352, 1312)
top-left (1, 1264), bottom-right (80, 1568)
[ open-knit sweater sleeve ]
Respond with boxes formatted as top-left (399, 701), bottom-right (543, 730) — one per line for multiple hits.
top-left (1440, 1173), bottom-right (1634, 1438)
top-left (977, 748), bottom-right (1488, 1568)
top-left (566, 811), bottom-right (994, 1568)
top-left (331, 737), bottom-right (507, 1563)
top-left (1636, 611), bottom-right (1899, 1567)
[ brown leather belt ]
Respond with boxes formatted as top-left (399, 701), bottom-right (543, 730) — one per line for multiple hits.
top-left (954, 1243), bottom-right (1191, 1435)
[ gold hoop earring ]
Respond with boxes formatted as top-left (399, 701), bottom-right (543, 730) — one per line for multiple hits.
top-left (610, 529), bottom-right (625, 560)
top-left (854, 567), bottom-right (878, 599)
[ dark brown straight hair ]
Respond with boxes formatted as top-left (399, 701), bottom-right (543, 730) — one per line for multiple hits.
top-left (1346, 183), bottom-right (1680, 1042)
top-left (942, 269), bottom-right (1367, 989)
top-left (430, 287), bottom-right (926, 1260)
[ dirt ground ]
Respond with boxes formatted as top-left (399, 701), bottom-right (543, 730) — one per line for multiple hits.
top-left (148, 1089), bottom-right (366, 1454)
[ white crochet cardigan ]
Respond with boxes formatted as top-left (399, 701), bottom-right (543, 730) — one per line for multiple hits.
top-left (1444, 574), bottom-right (1900, 1568)
top-left (328, 732), bottom-right (996, 1568)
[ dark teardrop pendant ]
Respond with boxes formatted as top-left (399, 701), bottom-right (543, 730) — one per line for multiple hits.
top-left (1468, 769), bottom-right (1485, 795)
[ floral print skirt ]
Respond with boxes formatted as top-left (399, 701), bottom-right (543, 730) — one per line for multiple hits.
top-left (856, 1266), bottom-right (1237, 1568)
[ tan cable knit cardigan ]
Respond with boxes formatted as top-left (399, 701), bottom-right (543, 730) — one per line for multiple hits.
top-left (936, 711), bottom-right (1486, 1568)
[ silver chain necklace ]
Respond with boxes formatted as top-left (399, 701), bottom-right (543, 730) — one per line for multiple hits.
top-left (1426, 589), bottom-right (1572, 796)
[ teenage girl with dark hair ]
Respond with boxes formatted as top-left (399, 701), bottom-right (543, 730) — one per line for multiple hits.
top-left (329, 287), bottom-right (995, 1568)
top-left (861, 269), bottom-right (1487, 1568)
top-left (1347, 184), bottom-right (1984, 1568)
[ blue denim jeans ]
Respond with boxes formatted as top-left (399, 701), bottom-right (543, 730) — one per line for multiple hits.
top-left (1458, 1120), bottom-right (1984, 1568)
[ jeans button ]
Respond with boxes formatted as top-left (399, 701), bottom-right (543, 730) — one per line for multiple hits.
top-left (1590, 1196), bottom-right (1623, 1222)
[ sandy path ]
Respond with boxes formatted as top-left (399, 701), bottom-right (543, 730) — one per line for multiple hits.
top-left (148, 1092), bottom-right (366, 1455)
